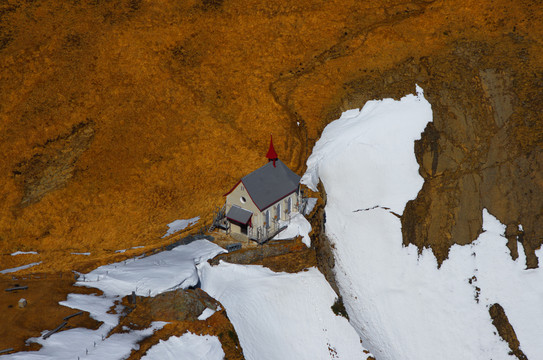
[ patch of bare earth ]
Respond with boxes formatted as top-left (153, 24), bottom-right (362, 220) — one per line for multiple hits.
top-left (0, 273), bottom-right (101, 354)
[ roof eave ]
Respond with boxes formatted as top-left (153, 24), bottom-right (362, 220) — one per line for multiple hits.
top-left (224, 180), bottom-right (242, 197)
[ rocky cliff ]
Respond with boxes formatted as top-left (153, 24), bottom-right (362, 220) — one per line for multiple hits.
top-left (1, 0), bottom-right (541, 273)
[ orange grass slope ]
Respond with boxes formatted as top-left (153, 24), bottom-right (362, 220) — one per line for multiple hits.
top-left (1, 0), bottom-right (542, 272)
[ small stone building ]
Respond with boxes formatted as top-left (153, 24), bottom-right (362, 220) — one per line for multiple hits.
top-left (220, 137), bottom-right (303, 243)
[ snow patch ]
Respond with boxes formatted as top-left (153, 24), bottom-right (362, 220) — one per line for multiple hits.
top-left (10, 251), bottom-right (38, 256)
top-left (303, 197), bottom-right (317, 215)
top-left (0, 261), bottom-right (42, 274)
top-left (273, 212), bottom-right (312, 246)
top-left (4, 322), bottom-right (167, 360)
top-left (141, 332), bottom-right (224, 360)
top-left (197, 308), bottom-right (216, 321)
top-left (162, 217), bottom-right (200, 238)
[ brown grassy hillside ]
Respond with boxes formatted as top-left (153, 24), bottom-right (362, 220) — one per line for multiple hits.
top-left (1, 0), bottom-right (542, 273)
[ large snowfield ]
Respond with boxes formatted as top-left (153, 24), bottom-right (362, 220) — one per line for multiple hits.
top-left (301, 86), bottom-right (543, 360)
top-left (198, 262), bottom-right (369, 360)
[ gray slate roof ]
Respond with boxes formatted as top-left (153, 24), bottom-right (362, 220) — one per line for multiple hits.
top-left (227, 205), bottom-right (253, 225)
top-left (242, 159), bottom-right (300, 211)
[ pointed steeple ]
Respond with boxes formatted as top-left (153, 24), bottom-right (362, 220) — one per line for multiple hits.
top-left (266, 134), bottom-right (278, 167)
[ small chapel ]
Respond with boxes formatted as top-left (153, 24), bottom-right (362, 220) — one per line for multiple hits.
top-left (211, 136), bottom-right (305, 244)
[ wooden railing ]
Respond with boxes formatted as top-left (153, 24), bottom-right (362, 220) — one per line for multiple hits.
top-left (248, 221), bottom-right (287, 244)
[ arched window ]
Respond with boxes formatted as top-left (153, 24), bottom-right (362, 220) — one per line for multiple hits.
top-left (287, 197), bottom-right (292, 214)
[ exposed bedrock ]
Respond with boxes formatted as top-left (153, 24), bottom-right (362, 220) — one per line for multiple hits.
top-left (114, 288), bottom-right (245, 360)
top-left (398, 55), bottom-right (543, 268)
top-left (13, 120), bottom-right (95, 207)
top-left (488, 303), bottom-right (528, 360)
top-left (298, 48), bottom-right (543, 268)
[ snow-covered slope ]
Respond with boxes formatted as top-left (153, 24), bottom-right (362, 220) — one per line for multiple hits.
top-left (273, 212), bottom-right (312, 246)
top-left (79, 239), bottom-right (225, 297)
top-left (198, 262), bottom-right (369, 360)
top-left (141, 332), bottom-right (224, 360)
top-left (301, 87), bottom-right (543, 359)
top-left (1, 240), bottom-right (224, 360)
top-left (472, 210), bottom-right (543, 359)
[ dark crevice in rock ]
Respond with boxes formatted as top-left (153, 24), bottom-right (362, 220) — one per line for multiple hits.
top-left (309, 183), bottom-right (340, 296)
top-left (331, 296), bottom-right (349, 320)
top-left (505, 224), bottom-right (520, 261)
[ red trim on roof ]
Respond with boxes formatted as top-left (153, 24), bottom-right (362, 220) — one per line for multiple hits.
top-left (259, 188), bottom-right (299, 212)
top-left (224, 178), bottom-right (263, 212)
top-left (223, 180), bottom-right (241, 197)
top-left (240, 179), bottom-right (261, 211)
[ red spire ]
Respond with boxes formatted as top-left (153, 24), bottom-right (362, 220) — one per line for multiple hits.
top-left (266, 134), bottom-right (278, 167)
